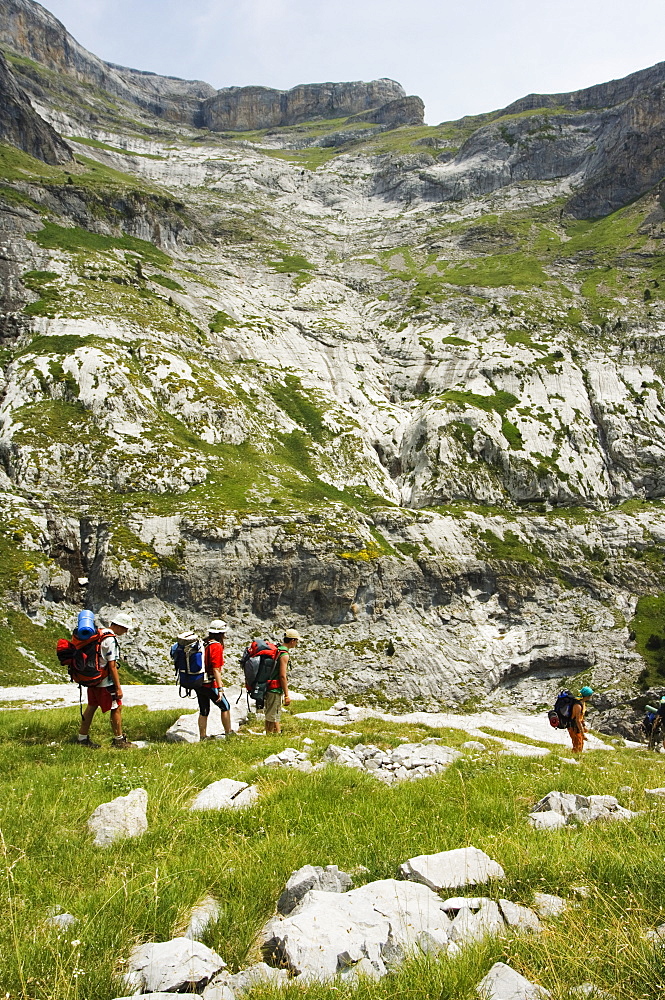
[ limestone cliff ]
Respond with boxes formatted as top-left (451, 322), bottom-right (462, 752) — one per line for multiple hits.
top-left (0, 49), bottom-right (71, 164)
top-left (2, 2), bottom-right (665, 722)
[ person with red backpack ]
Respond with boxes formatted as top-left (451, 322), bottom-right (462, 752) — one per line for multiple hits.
top-left (198, 620), bottom-right (232, 741)
top-left (264, 629), bottom-right (299, 735)
top-left (75, 612), bottom-right (137, 749)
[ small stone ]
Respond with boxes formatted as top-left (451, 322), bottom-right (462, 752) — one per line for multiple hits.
top-left (46, 910), bottom-right (77, 929)
top-left (528, 811), bottom-right (568, 831)
top-left (463, 741), bottom-right (487, 751)
top-left (498, 900), bottom-right (542, 933)
top-left (185, 896), bottom-right (220, 940)
top-left (645, 787), bottom-right (665, 796)
top-left (476, 961), bottom-right (549, 999)
top-left (190, 780), bottom-right (258, 811)
top-left (277, 864), bottom-right (353, 915)
top-left (87, 788), bottom-right (148, 847)
top-left (400, 846), bottom-right (505, 891)
top-left (531, 892), bottom-right (567, 918)
top-left (124, 938), bottom-right (226, 994)
top-left (571, 885), bottom-right (590, 898)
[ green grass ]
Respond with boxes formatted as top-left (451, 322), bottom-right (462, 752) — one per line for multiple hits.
top-left (208, 310), bottom-right (238, 332)
top-left (631, 593), bottom-right (665, 688)
top-left (438, 389), bottom-right (519, 416)
top-left (1, 704), bottom-right (665, 999)
top-left (266, 374), bottom-right (329, 444)
top-left (150, 274), bottom-right (183, 292)
top-left (28, 222), bottom-right (171, 268)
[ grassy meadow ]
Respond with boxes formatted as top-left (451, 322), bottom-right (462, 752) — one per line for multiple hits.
top-left (1, 700), bottom-right (665, 1000)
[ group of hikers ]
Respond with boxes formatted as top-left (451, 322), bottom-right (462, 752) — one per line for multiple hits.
top-left (56, 611), bottom-right (300, 749)
top-left (57, 611), bottom-right (659, 756)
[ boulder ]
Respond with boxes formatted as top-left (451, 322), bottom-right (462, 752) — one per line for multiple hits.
top-left (205, 962), bottom-right (289, 998)
top-left (45, 909), bottom-right (77, 929)
top-left (449, 899), bottom-right (504, 943)
top-left (400, 846), bottom-right (505, 890)
top-left (529, 791), bottom-right (637, 827)
top-left (277, 864), bottom-right (353, 915)
top-left (476, 961), bottom-right (550, 1000)
top-left (190, 780), bottom-right (258, 811)
top-left (87, 788), bottom-right (148, 847)
top-left (532, 892), bottom-right (566, 917)
top-left (184, 895), bottom-right (221, 940)
top-left (529, 811), bottom-right (568, 831)
top-left (124, 938), bottom-right (226, 994)
top-left (498, 900), bottom-right (543, 933)
top-left (261, 878), bottom-right (451, 981)
top-left (263, 747), bottom-right (312, 770)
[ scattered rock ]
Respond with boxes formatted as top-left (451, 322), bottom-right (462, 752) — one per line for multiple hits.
top-left (400, 846), bottom-right (505, 890)
top-left (463, 741), bottom-right (487, 751)
top-left (190, 779), bottom-right (258, 812)
top-left (532, 892), bottom-right (567, 918)
top-left (449, 899), bottom-right (504, 943)
top-left (571, 885), bottom-right (591, 898)
top-left (645, 923), bottom-right (665, 945)
top-left (204, 962), bottom-right (289, 998)
top-left (569, 985), bottom-right (615, 999)
top-left (529, 811), bottom-right (568, 831)
top-left (476, 961), bottom-right (549, 1000)
top-left (124, 938), bottom-right (226, 994)
top-left (45, 907), bottom-right (77, 929)
top-left (528, 790), bottom-right (637, 828)
top-left (277, 864), bottom-right (353, 915)
top-left (184, 896), bottom-right (221, 940)
top-left (87, 788), bottom-right (148, 847)
top-left (645, 787), bottom-right (665, 796)
top-left (261, 878), bottom-right (451, 981)
top-left (498, 900), bottom-right (543, 933)
top-left (166, 708), bottom-right (245, 743)
top-left (263, 747), bottom-right (312, 771)
top-left (323, 741), bottom-right (461, 784)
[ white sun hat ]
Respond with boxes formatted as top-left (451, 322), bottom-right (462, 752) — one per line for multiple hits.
top-left (208, 619), bottom-right (227, 632)
top-left (111, 612), bottom-right (134, 630)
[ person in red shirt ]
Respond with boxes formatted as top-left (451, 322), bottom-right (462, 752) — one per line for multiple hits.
top-left (197, 619), bottom-right (232, 741)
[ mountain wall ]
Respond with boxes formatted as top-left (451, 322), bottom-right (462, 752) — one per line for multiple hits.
top-left (0, 47), bottom-right (71, 163)
top-left (1, 0), bottom-right (665, 722)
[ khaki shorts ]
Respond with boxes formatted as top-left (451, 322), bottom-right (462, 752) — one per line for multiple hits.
top-left (264, 689), bottom-right (283, 722)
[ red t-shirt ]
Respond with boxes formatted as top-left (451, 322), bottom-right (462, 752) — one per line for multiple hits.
top-left (204, 641), bottom-right (224, 688)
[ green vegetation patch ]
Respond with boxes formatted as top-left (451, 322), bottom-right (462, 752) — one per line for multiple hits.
top-left (22, 270), bottom-right (61, 317)
top-left (439, 389), bottom-right (519, 416)
top-left (29, 221), bottom-right (171, 268)
top-left (439, 252), bottom-right (548, 290)
top-left (67, 136), bottom-right (165, 159)
top-left (632, 593), bottom-right (665, 687)
top-left (208, 310), bottom-right (238, 333)
top-left (150, 274), bottom-right (184, 292)
top-left (266, 373), bottom-right (329, 443)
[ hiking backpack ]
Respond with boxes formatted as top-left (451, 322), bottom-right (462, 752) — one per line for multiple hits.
top-left (642, 710), bottom-right (657, 738)
top-left (548, 690), bottom-right (580, 729)
top-left (56, 629), bottom-right (114, 687)
top-left (170, 638), bottom-right (205, 696)
top-left (239, 639), bottom-right (280, 709)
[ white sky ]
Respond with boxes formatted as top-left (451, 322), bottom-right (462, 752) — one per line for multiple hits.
top-left (38, 0), bottom-right (665, 124)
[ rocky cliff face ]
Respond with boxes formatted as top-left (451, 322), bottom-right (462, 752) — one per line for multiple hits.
top-left (1, 2), bottom-right (665, 720)
top-left (201, 80), bottom-right (413, 131)
top-left (0, 48), bottom-right (71, 164)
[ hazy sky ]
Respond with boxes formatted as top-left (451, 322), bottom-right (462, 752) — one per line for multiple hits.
top-left (39, 0), bottom-right (665, 124)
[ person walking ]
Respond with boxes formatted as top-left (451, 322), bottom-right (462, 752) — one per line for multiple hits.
top-left (569, 686), bottom-right (594, 753)
top-left (264, 629), bottom-right (299, 735)
top-left (77, 612), bottom-right (137, 749)
top-left (198, 619), bottom-right (232, 741)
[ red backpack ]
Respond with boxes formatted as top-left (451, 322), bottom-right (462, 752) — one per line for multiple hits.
top-left (56, 629), bottom-right (114, 686)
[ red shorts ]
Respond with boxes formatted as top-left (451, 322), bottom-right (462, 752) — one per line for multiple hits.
top-left (87, 686), bottom-right (121, 713)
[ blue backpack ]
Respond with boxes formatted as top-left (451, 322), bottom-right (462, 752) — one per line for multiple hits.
top-left (170, 637), bottom-right (205, 697)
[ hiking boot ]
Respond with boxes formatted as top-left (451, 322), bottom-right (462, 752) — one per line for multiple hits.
top-left (76, 736), bottom-right (101, 748)
top-left (111, 736), bottom-right (137, 750)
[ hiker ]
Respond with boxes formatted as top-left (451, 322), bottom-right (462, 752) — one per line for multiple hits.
top-left (643, 696), bottom-right (665, 747)
top-left (264, 629), bottom-right (299, 735)
top-left (569, 686), bottom-right (594, 752)
top-left (76, 612), bottom-right (137, 750)
top-left (198, 619), bottom-right (233, 741)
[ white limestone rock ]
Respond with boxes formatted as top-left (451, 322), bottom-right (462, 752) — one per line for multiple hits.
top-left (277, 864), bottom-right (353, 915)
top-left (645, 922), bottom-right (665, 945)
top-left (529, 810), bottom-right (568, 831)
top-left (263, 747), bottom-right (311, 770)
top-left (476, 961), bottom-right (550, 1000)
top-left (184, 895), bottom-right (221, 940)
top-left (207, 962), bottom-right (290, 997)
top-left (532, 892), bottom-right (567, 917)
top-left (87, 788), bottom-right (148, 847)
top-left (45, 908), bottom-right (77, 930)
top-left (124, 937), bottom-right (226, 994)
top-left (261, 878), bottom-right (450, 981)
top-left (400, 846), bottom-right (505, 890)
top-left (463, 741), bottom-right (487, 751)
top-left (190, 779), bottom-right (258, 812)
top-left (449, 899), bottom-right (504, 944)
top-left (498, 900), bottom-right (543, 933)
top-left (645, 787), bottom-right (665, 796)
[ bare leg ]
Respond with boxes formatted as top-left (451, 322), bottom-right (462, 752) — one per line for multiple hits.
top-left (198, 715), bottom-right (207, 741)
top-left (110, 706), bottom-right (122, 737)
top-left (221, 709), bottom-right (231, 734)
top-left (79, 704), bottom-right (96, 736)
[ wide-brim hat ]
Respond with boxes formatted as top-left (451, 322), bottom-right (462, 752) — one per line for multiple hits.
top-left (111, 612), bottom-right (134, 630)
